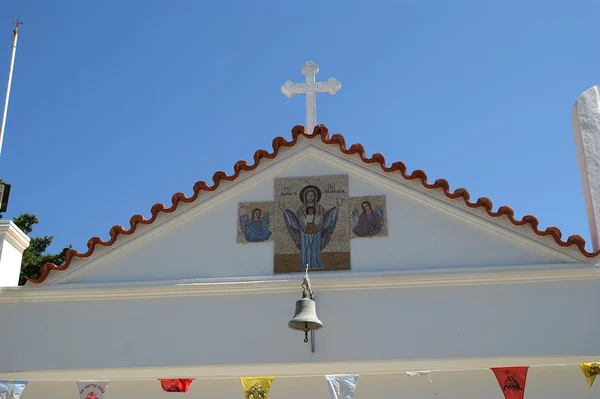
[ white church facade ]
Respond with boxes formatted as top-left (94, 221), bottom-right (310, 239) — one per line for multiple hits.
top-left (0, 62), bottom-right (600, 399)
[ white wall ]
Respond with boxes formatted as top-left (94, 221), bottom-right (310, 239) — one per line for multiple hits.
top-left (18, 366), bottom-right (595, 399)
top-left (0, 221), bottom-right (30, 287)
top-left (63, 149), bottom-right (565, 285)
top-left (1, 279), bottom-right (597, 374)
top-left (0, 239), bottom-right (22, 286)
top-left (5, 141), bottom-right (592, 398)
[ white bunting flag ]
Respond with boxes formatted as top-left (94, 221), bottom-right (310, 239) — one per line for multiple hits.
top-left (325, 374), bottom-right (359, 399)
top-left (406, 370), bottom-right (433, 383)
top-left (77, 381), bottom-right (109, 399)
top-left (0, 381), bottom-right (27, 399)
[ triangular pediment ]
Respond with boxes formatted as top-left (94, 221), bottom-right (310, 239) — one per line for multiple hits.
top-left (28, 126), bottom-right (595, 286)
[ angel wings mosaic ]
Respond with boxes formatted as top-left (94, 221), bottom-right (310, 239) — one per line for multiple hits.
top-left (351, 198), bottom-right (385, 238)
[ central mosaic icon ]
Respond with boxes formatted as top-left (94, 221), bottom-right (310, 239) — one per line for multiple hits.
top-left (237, 174), bottom-right (387, 273)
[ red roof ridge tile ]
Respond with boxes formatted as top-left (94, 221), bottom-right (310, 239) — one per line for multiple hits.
top-left (26, 125), bottom-right (599, 284)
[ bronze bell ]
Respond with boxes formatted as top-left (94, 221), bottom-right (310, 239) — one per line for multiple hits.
top-left (288, 297), bottom-right (323, 343)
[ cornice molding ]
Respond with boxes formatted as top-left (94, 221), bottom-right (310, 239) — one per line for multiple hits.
top-left (44, 141), bottom-right (590, 285)
top-left (33, 125), bottom-right (598, 284)
top-left (1, 355), bottom-right (599, 381)
top-left (2, 263), bottom-right (597, 304)
top-left (0, 220), bottom-right (30, 253)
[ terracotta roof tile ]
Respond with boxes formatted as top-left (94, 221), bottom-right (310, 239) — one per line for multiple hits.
top-left (27, 125), bottom-right (598, 284)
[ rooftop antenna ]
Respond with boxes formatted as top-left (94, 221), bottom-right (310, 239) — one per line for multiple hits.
top-left (0, 18), bottom-right (22, 158)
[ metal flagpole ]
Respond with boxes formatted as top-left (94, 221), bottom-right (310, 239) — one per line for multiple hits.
top-left (0, 19), bottom-right (22, 158)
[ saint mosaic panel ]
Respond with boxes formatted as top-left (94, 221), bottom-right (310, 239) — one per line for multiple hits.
top-left (273, 175), bottom-right (350, 273)
top-left (235, 174), bottom-right (389, 274)
top-left (349, 195), bottom-right (387, 238)
top-left (237, 201), bottom-right (274, 243)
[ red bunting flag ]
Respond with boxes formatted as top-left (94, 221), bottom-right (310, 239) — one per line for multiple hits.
top-left (158, 379), bottom-right (195, 393)
top-left (491, 367), bottom-right (529, 399)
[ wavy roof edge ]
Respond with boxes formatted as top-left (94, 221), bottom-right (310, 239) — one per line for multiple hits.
top-left (26, 124), bottom-right (598, 285)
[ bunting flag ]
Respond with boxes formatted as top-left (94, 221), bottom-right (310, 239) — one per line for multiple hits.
top-left (580, 363), bottom-right (600, 390)
top-left (0, 381), bottom-right (27, 399)
top-left (77, 381), bottom-right (109, 399)
top-left (406, 370), bottom-right (432, 383)
top-left (240, 376), bottom-right (275, 399)
top-left (325, 374), bottom-right (359, 399)
top-left (491, 367), bottom-right (529, 399)
top-left (159, 379), bottom-right (195, 393)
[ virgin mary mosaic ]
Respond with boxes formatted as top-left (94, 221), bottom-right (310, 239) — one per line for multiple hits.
top-left (273, 175), bottom-right (350, 273)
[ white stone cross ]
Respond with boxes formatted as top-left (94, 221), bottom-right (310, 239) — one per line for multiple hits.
top-left (281, 61), bottom-right (341, 134)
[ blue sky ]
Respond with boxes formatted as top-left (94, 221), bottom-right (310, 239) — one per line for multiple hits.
top-left (0, 0), bottom-right (599, 254)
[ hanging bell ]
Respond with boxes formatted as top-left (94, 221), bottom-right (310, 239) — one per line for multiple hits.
top-left (288, 297), bottom-right (323, 343)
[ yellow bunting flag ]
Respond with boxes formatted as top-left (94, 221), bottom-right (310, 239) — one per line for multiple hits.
top-left (240, 377), bottom-right (275, 399)
top-left (580, 363), bottom-right (600, 390)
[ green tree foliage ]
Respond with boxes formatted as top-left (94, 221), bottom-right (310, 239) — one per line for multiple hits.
top-left (12, 213), bottom-right (72, 285)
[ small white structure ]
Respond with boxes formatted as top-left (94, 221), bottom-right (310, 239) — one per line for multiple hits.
top-left (1, 63), bottom-right (600, 399)
top-left (0, 221), bottom-right (29, 287)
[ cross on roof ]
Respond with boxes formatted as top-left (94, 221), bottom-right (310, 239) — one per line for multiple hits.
top-left (12, 19), bottom-right (22, 32)
top-left (281, 61), bottom-right (341, 134)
